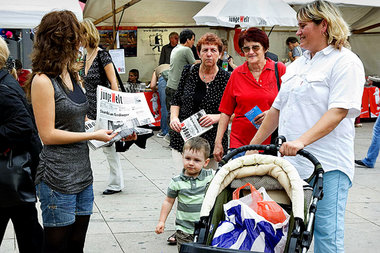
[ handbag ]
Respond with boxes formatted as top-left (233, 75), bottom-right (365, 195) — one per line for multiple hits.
top-left (0, 149), bottom-right (37, 207)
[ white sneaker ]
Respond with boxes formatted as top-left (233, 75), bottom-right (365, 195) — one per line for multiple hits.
top-left (163, 134), bottom-right (170, 143)
top-left (156, 132), bottom-right (165, 138)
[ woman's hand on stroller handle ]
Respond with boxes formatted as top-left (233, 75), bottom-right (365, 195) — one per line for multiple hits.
top-left (279, 139), bottom-right (305, 156)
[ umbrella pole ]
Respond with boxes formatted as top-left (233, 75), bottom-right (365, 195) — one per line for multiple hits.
top-left (112, 0), bottom-right (116, 49)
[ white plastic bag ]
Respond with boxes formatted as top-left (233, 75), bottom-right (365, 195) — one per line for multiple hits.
top-left (211, 186), bottom-right (290, 253)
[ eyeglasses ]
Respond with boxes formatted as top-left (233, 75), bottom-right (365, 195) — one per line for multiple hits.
top-left (241, 45), bottom-right (262, 53)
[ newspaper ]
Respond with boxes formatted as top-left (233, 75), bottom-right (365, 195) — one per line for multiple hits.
top-left (180, 109), bottom-right (213, 142)
top-left (86, 86), bottom-right (155, 149)
top-left (85, 120), bottom-right (153, 150)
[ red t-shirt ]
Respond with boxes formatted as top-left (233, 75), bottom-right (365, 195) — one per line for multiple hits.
top-left (219, 59), bottom-right (286, 148)
top-left (17, 69), bottom-right (31, 87)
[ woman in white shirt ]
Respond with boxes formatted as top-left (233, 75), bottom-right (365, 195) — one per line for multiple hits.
top-left (247, 1), bottom-right (365, 252)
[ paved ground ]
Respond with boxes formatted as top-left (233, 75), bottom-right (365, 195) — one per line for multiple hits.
top-left (2, 121), bottom-right (380, 252)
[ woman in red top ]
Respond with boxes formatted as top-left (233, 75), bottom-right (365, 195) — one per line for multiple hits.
top-left (214, 27), bottom-right (286, 162)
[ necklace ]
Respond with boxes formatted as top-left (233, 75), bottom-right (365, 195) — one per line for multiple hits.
top-left (86, 48), bottom-right (97, 61)
top-left (200, 66), bottom-right (217, 88)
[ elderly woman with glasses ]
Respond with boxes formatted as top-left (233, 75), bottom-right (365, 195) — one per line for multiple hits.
top-left (213, 27), bottom-right (286, 162)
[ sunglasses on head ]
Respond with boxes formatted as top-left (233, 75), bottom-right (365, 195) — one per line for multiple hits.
top-left (241, 45), bottom-right (261, 53)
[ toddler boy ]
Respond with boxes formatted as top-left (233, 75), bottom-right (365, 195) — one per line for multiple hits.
top-left (155, 137), bottom-right (214, 251)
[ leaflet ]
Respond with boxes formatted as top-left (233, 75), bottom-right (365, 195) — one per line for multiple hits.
top-left (180, 109), bottom-right (213, 142)
top-left (245, 106), bottom-right (262, 129)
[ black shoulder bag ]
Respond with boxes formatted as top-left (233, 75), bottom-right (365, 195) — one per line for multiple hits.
top-left (0, 72), bottom-right (38, 207)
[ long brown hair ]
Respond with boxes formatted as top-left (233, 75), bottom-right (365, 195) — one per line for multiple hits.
top-left (24, 10), bottom-right (83, 100)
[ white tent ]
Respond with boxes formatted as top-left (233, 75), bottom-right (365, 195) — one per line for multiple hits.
top-left (83, 0), bottom-right (206, 27)
top-left (0, 0), bottom-right (83, 29)
top-left (84, 0), bottom-right (380, 77)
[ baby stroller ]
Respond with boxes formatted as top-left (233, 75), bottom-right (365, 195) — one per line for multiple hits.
top-left (180, 137), bottom-right (324, 253)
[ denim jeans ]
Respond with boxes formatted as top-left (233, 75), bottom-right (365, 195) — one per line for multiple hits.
top-left (313, 170), bottom-right (351, 253)
top-left (362, 116), bottom-right (380, 168)
top-left (36, 182), bottom-right (94, 227)
top-left (158, 76), bottom-right (169, 135)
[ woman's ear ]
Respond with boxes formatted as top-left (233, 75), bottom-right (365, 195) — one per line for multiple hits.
top-left (321, 19), bottom-right (328, 35)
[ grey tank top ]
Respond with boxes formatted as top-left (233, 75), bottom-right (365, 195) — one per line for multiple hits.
top-left (35, 77), bottom-right (92, 194)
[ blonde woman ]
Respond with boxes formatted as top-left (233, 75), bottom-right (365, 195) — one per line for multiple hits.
top-left (247, 1), bottom-right (365, 252)
top-left (80, 18), bottom-right (136, 195)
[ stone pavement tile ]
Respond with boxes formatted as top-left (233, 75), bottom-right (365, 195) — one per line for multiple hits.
top-left (87, 212), bottom-right (113, 235)
top-left (345, 221), bottom-right (380, 252)
top-left (115, 231), bottom-right (177, 253)
top-left (353, 173), bottom-right (380, 191)
top-left (84, 234), bottom-right (123, 253)
top-left (3, 222), bottom-right (14, 240)
top-left (125, 158), bottom-right (179, 179)
top-left (346, 202), bottom-right (380, 225)
top-left (95, 192), bottom-right (164, 212)
top-left (348, 183), bottom-right (380, 203)
top-left (0, 239), bottom-right (17, 252)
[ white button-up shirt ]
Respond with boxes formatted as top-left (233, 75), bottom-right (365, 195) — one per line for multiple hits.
top-left (273, 45), bottom-right (365, 181)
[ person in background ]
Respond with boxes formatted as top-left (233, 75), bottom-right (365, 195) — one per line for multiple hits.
top-left (213, 27), bottom-right (286, 162)
top-left (286, 36), bottom-right (305, 62)
top-left (246, 1), bottom-right (365, 252)
top-left (150, 64), bottom-right (170, 139)
top-left (25, 10), bottom-right (117, 251)
top-left (155, 137), bottom-right (214, 251)
top-left (0, 36), bottom-right (43, 253)
top-left (5, 57), bottom-right (17, 79)
top-left (81, 18), bottom-right (134, 195)
top-left (165, 29), bottom-right (199, 112)
top-left (170, 32), bottom-right (230, 170)
top-left (15, 59), bottom-right (31, 87)
top-left (355, 116), bottom-right (380, 168)
top-left (159, 32), bottom-right (179, 65)
top-left (124, 68), bottom-right (142, 93)
top-left (217, 39), bottom-right (237, 72)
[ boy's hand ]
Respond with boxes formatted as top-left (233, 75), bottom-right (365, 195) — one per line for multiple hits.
top-left (155, 221), bottom-right (165, 234)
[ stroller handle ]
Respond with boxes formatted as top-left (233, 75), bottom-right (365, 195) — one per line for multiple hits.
top-left (220, 138), bottom-right (323, 174)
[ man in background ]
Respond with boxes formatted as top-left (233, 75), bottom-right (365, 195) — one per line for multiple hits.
top-left (286, 37), bottom-right (305, 62)
top-left (159, 32), bottom-right (179, 65)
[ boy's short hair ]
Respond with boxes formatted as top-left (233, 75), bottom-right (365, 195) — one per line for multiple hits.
top-left (183, 137), bottom-right (210, 160)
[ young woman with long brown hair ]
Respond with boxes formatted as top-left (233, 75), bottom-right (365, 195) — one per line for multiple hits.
top-left (25, 10), bottom-right (116, 252)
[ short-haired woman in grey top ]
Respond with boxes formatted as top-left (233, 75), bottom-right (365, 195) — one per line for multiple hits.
top-left (24, 10), bottom-right (116, 252)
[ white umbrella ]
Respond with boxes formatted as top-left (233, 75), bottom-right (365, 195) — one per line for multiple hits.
top-left (193, 0), bottom-right (298, 28)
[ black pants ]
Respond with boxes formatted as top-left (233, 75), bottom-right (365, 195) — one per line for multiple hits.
top-left (165, 86), bottom-right (177, 114)
top-left (0, 202), bottom-right (43, 252)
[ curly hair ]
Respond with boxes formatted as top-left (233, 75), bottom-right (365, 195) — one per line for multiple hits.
top-left (297, 0), bottom-right (350, 50)
top-left (238, 27), bottom-right (269, 50)
top-left (196, 33), bottom-right (223, 54)
top-left (24, 10), bottom-right (83, 99)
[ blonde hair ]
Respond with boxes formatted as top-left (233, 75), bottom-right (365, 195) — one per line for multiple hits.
top-left (0, 36), bottom-right (10, 69)
top-left (297, 0), bottom-right (350, 50)
top-left (81, 18), bottom-right (100, 49)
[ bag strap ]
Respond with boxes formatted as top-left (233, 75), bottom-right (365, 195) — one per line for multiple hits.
top-left (274, 62), bottom-right (280, 92)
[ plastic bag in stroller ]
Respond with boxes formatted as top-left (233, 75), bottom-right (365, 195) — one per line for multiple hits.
top-left (180, 137), bottom-right (324, 253)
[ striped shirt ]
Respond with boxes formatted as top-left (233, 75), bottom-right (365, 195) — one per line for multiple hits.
top-left (167, 169), bottom-right (214, 234)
